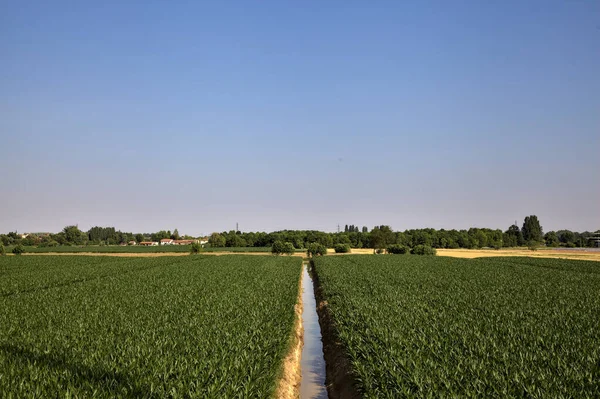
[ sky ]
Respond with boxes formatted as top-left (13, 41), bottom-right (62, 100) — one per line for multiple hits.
top-left (1, 1), bottom-right (599, 236)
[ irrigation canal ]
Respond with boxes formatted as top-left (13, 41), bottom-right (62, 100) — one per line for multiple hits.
top-left (300, 261), bottom-right (328, 398)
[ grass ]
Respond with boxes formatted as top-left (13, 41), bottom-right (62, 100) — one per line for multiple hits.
top-left (0, 255), bottom-right (302, 398)
top-left (312, 255), bottom-right (600, 398)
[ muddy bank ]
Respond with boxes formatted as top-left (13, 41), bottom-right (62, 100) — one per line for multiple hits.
top-left (275, 266), bottom-right (304, 399)
top-left (309, 260), bottom-right (361, 399)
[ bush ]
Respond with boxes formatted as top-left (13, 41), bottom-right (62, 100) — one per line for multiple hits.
top-left (527, 241), bottom-right (539, 251)
top-left (12, 245), bottom-right (25, 256)
top-left (411, 245), bottom-right (436, 256)
top-left (334, 244), bottom-right (351, 253)
top-left (375, 248), bottom-right (385, 254)
top-left (272, 241), bottom-right (295, 255)
top-left (190, 242), bottom-right (204, 255)
top-left (0, 244), bottom-right (5, 256)
top-left (307, 243), bottom-right (327, 257)
top-left (387, 244), bottom-right (408, 254)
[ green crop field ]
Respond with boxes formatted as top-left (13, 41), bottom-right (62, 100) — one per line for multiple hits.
top-left (312, 255), bottom-right (600, 398)
top-left (0, 255), bottom-right (302, 398)
top-left (8, 245), bottom-right (272, 253)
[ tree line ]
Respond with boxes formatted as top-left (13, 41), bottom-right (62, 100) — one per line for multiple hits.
top-left (0, 226), bottom-right (193, 247)
top-left (1, 215), bottom-right (598, 249)
top-left (207, 215), bottom-right (598, 250)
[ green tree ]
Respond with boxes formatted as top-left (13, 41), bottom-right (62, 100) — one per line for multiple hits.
top-left (334, 244), bottom-right (351, 253)
top-left (544, 231), bottom-right (559, 247)
top-left (208, 232), bottom-right (226, 247)
top-left (307, 243), bottom-right (327, 257)
top-left (504, 224), bottom-right (524, 247)
top-left (63, 225), bottom-right (84, 244)
top-left (271, 241), bottom-right (295, 255)
top-left (135, 234), bottom-right (144, 243)
top-left (172, 229), bottom-right (180, 240)
top-left (12, 245), bottom-right (25, 255)
top-left (370, 226), bottom-right (395, 249)
top-left (190, 242), bottom-right (203, 254)
top-left (0, 244), bottom-right (5, 256)
top-left (411, 245), bottom-right (436, 256)
top-left (522, 215), bottom-right (543, 243)
top-left (387, 244), bottom-right (408, 254)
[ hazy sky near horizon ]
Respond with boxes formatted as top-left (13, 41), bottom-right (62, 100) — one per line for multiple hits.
top-left (1, 1), bottom-right (599, 236)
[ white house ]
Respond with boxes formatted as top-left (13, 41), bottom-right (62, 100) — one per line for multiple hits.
top-left (160, 238), bottom-right (174, 245)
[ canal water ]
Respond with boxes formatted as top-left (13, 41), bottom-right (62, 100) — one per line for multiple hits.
top-left (300, 262), bottom-right (328, 398)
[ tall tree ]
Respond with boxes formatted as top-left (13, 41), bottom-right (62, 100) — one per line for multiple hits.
top-left (63, 225), bottom-right (85, 245)
top-left (522, 215), bottom-right (543, 243)
top-left (208, 232), bottom-right (226, 247)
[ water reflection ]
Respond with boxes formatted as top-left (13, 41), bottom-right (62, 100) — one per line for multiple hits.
top-left (300, 263), bottom-right (328, 399)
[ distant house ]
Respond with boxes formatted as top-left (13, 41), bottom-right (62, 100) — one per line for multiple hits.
top-left (173, 239), bottom-right (200, 245)
top-left (160, 239), bottom-right (174, 245)
top-left (140, 241), bottom-right (159, 246)
top-left (128, 241), bottom-right (137, 246)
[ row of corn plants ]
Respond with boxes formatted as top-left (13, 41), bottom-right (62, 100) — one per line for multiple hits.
top-left (0, 255), bottom-right (302, 398)
top-left (313, 255), bottom-right (600, 398)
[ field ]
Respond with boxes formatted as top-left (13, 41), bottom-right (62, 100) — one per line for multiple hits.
top-left (312, 255), bottom-right (600, 398)
top-left (0, 255), bottom-right (302, 398)
top-left (438, 248), bottom-right (600, 262)
top-left (8, 245), bottom-right (272, 254)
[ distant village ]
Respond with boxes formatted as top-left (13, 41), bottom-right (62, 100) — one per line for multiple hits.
top-left (137, 238), bottom-right (209, 247)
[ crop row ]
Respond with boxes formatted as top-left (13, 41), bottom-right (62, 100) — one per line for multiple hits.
top-left (0, 255), bottom-right (302, 398)
top-left (312, 255), bottom-right (600, 398)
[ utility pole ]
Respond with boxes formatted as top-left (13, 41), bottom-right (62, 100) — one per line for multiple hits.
top-left (337, 224), bottom-right (340, 233)
top-left (236, 222), bottom-right (239, 233)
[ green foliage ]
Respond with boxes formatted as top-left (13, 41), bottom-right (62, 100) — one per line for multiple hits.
top-left (312, 255), bottom-right (600, 397)
top-left (522, 215), bottom-right (543, 243)
top-left (11, 245), bottom-right (24, 255)
top-left (544, 231), bottom-right (560, 247)
top-left (307, 243), bottom-right (327, 257)
top-left (386, 244), bottom-right (408, 254)
top-left (62, 225), bottom-right (85, 245)
top-left (208, 232), bottom-right (226, 247)
top-left (410, 244), bottom-right (437, 255)
top-left (527, 240), bottom-right (540, 251)
top-left (0, 255), bottom-right (301, 397)
top-left (271, 240), bottom-right (295, 255)
top-left (334, 244), bottom-right (351, 253)
top-left (189, 242), bottom-right (203, 254)
top-left (0, 244), bottom-right (5, 256)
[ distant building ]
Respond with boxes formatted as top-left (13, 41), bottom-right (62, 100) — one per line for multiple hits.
top-left (160, 239), bottom-right (174, 245)
top-left (128, 241), bottom-right (137, 246)
top-left (140, 241), bottom-right (159, 246)
top-left (173, 239), bottom-right (198, 245)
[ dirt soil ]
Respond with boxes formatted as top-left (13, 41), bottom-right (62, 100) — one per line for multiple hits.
top-left (275, 268), bottom-right (304, 399)
top-left (438, 248), bottom-right (600, 262)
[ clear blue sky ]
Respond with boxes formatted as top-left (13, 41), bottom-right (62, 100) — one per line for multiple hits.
top-left (1, 1), bottom-right (599, 235)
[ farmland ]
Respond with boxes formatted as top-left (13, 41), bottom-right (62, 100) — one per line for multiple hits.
top-left (312, 255), bottom-right (600, 398)
top-left (0, 255), bottom-right (302, 398)
top-left (6, 245), bottom-right (272, 254)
